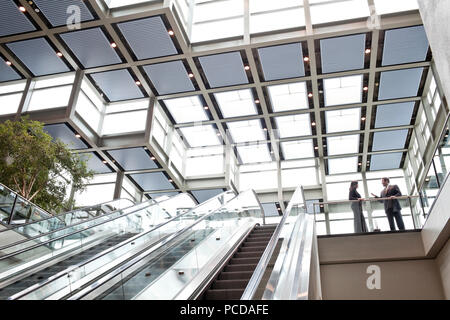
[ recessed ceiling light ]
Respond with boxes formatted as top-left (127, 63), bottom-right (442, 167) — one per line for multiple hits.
top-left (308, 93), bottom-right (313, 98)
top-left (168, 179), bottom-right (173, 183)
top-left (365, 48), bottom-right (371, 54)
top-left (255, 99), bottom-right (260, 104)
top-left (358, 162), bottom-right (362, 165)
top-left (135, 80), bottom-right (141, 86)
top-left (151, 156), bottom-right (156, 160)
top-left (303, 57), bottom-right (310, 62)
top-left (75, 134), bottom-right (81, 138)
top-left (111, 42), bottom-right (117, 48)
top-left (5, 61), bottom-right (12, 66)
top-left (188, 73), bottom-right (194, 78)
top-left (263, 127), bottom-right (268, 131)
top-left (363, 86), bottom-right (368, 91)
top-left (311, 122), bottom-right (316, 126)
top-left (168, 30), bottom-right (174, 36)
top-left (216, 133), bottom-right (221, 136)
top-left (204, 106), bottom-right (209, 110)
top-left (314, 146), bottom-right (319, 150)
top-left (56, 52), bottom-right (63, 57)
top-left (102, 160), bottom-right (107, 164)
top-left (361, 117), bottom-right (366, 121)
top-left (19, 6), bottom-right (26, 12)
top-left (244, 65), bottom-right (250, 71)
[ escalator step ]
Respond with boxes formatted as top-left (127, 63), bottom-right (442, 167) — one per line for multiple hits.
top-left (205, 289), bottom-right (244, 300)
top-left (234, 251), bottom-right (262, 259)
top-left (229, 257), bottom-right (260, 265)
top-left (224, 264), bottom-right (257, 272)
top-left (212, 279), bottom-right (248, 290)
top-left (239, 246), bottom-right (266, 252)
top-left (242, 241), bottom-right (270, 247)
top-left (246, 236), bottom-right (272, 242)
top-left (218, 271), bottom-right (253, 281)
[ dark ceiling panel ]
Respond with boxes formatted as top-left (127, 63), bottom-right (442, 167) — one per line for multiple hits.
top-left (370, 152), bottom-right (403, 171)
top-left (191, 189), bottom-right (224, 203)
top-left (378, 68), bottom-right (423, 100)
top-left (33, 0), bottom-right (95, 27)
top-left (198, 52), bottom-right (249, 88)
top-left (44, 123), bottom-right (89, 150)
top-left (374, 102), bottom-right (415, 128)
top-left (90, 69), bottom-right (144, 102)
top-left (0, 0), bottom-right (36, 37)
top-left (117, 16), bottom-right (177, 60)
top-left (372, 129), bottom-right (409, 151)
top-left (143, 61), bottom-right (194, 95)
top-left (60, 28), bottom-right (122, 68)
top-left (129, 172), bottom-right (175, 191)
top-left (6, 37), bottom-right (71, 76)
top-left (0, 56), bottom-right (21, 82)
top-left (107, 147), bottom-right (158, 171)
top-left (320, 34), bottom-right (365, 73)
top-left (79, 152), bottom-right (112, 174)
top-left (257, 43), bottom-right (305, 81)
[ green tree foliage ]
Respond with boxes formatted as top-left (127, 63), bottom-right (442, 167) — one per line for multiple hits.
top-left (0, 117), bottom-right (94, 213)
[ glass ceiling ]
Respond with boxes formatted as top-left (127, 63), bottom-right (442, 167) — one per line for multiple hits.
top-left (0, 0), bottom-right (429, 203)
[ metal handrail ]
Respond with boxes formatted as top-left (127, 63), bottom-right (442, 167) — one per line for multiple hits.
top-left (241, 186), bottom-right (304, 300)
top-left (8, 190), bottom-right (236, 300)
top-left (0, 182), bottom-right (53, 223)
top-left (0, 197), bottom-right (135, 234)
top-left (311, 195), bottom-right (420, 206)
top-left (67, 190), bottom-right (252, 300)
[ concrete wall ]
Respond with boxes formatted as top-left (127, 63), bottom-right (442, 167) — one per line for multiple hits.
top-left (318, 232), bottom-right (447, 299)
top-left (436, 238), bottom-right (450, 299)
top-left (320, 259), bottom-right (444, 300)
top-left (418, 0), bottom-right (450, 103)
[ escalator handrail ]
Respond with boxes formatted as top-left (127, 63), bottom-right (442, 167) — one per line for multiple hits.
top-left (0, 197), bottom-right (162, 259)
top-left (0, 198), bottom-right (135, 234)
top-left (66, 190), bottom-right (254, 300)
top-left (241, 186), bottom-right (304, 300)
top-left (9, 190), bottom-right (237, 300)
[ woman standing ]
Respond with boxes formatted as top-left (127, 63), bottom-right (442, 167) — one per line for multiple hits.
top-left (349, 181), bottom-right (368, 233)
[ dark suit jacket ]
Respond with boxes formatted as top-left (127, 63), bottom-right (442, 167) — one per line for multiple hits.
top-left (380, 185), bottom-right (402, 212)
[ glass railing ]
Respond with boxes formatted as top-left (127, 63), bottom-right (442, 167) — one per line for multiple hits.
top-left (9, 191), bottom-right (236, 300)
top-left (0, 195), bottom-right (181, 283)
top-left (0, 198), bottom-right (135, 241)
top-left (310, 195), bottom-right (422, 236)
top-left (66, 190), bottom-right (264, 300)
top-left (419, 115), bottom-right (450, 218)
top-left (0, 182), bottom-right (52, 226)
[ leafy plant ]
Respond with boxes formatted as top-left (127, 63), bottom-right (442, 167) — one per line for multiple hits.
top-left (0, 117), bottom-right (94, 213)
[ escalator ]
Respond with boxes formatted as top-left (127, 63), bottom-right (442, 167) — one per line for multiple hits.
top-left (1, 191), bottom-right (235, 300)
top-left (0, 233), bottom-right (135, 299)
top-left (199, 225), bottom-right (276, 300)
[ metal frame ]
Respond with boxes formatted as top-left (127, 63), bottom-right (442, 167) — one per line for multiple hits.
top-left (0, 1), bottom-right (448, 215)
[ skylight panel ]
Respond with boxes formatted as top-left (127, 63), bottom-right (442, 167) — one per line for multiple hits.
top-left (214, 89), bottom-right (257, 118)
top-left (374, 0), bottom-right (419, 15)
top-left (328, 157), bottom-right (358, 175)
top-left (327, 135), bottom-right (360, 156)
top-left (281, 140), bottom-right (314, 160)
top-left (227, 120), bottom-right (266, 143)
top-left (180, 125), bottom-right (221, 147)
top-left (324, 75), bottom-right (363, 106)
top-left (164, 96), bottom-right (208, 124)
top-left (325, 108), bottom-right (361, 133)
top-left (309, 0), bottom-right (370, 25)
top-left (237, 144), bottom-right (272, 164)
top-left (268, 82), bottom-right (308, 112)
top-left (106, 0), bottom-right (157, 8)
top-left (274, 114), bottom-right (311, 138)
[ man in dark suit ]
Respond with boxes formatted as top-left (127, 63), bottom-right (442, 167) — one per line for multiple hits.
top-left (371, 177), bottom-right (405, 231)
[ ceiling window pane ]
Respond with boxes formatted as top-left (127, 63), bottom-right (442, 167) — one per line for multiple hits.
top-left (102, 110), bottom-right (147, 135)
top-left (240, 170), bottom-right (278, 191)
top-left (268, 82), bottom-right (308, 112)
top-left (327, 134), bottom-right (360, 156)
top-left (185, 155), bottom-right (224, 177)
top-left (237, 144), bottom-right (272, 164)
top-left (227, 120), bottom-right (266, 143)
top-left (106, 0), bottom-right (159, 8)
top-left (310, 0), bottom-right (370, 25)
top-left (0, 93), bottom-right (22, 115)
top-left (215, 89), bottom-right (257, 118)
top-left (325, 108), bottom-right (361, 133)
top-left (250, 0), bottom-right (305, 34)
top-left (281, 140), bottom-right (314, 159)
top-left (180, 125), bottom-right (221, 147)
top-left (328, 156), bottom-right (358, 174)
top-left (282, 167), bottom-right (317, 187)
top-left (164, 96), bottom-right (208, 124)
top-left (324, 75), bottom-right (363, 106)
top-left (275, 114), bottom-right (311, 138)
top-left (28, 86), bottom-right (73, 111)
top-left (374, 0), bottom-right (419, 14)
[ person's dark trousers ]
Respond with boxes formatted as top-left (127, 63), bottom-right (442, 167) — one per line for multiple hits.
top-left (386, 208), bottom-right (406, 231)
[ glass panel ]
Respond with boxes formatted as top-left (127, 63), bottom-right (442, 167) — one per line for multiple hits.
top-left (102, 110), bottom-right (147, 135)
top-left (328, 157), bottom-right (358, 174)
top-left (214, 89), bottom-right (257, 118)
top-left (324, 75), bottom-right (363, 107)
top-left (274, 114), bottom-right (312, 138)
top-left (164, 96), bottom-right (208, 124)
top-left (374, 0), bottom-right (419, 15)
top-left (327, 134), bottom-right (360, 156)
top-left (310, 0), bottom-right (370, 25)
top-left (237, 144), bottom-right (272, 164)
top-left (0, 93), bottom-right (22, 115)
top-left (76, 91), bottom-right (101, 132)
top-left (180, 125), bottom-right (221, 147)
top-left (268, 82), bottom-right (308, 112)
top-left (281, 140), bottom-right (314, 159)
top-left (185, 155), bottom-right (224, 176)
top-left (28, 86), bottom-right (73, 111)
top-left (325, 108), bottom-right (361, 133)
top-left (227, 120), bottom-right (266, 143)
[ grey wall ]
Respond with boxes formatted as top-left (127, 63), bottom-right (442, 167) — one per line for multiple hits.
top-left (436, 239), bottom-right (450, 299)
top-left (418, 0), bottom-right (450, 103)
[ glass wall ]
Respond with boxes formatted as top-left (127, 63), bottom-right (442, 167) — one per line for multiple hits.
top-left (0, 81), bottom-right (26, 115)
